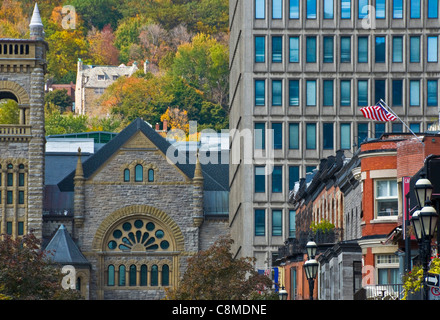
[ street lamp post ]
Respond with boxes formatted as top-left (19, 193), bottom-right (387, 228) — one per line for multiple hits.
top-left (411, 176), bottom-right (439, 300)
top-left (304, 240), bottom-right (318, 300)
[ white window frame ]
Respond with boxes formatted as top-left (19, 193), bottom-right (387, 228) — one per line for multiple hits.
top-left (374, 179), bottom-right (398, 219)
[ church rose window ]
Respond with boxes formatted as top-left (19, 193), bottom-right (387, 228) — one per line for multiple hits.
top-left (106, 218), bottom-right (171, 252)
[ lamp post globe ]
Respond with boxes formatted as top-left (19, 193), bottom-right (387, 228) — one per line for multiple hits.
top-left (278, 287), bottom-right (288, 300)
top-left (304, 259), bottom-right (319, 280)
top-left (415, 177), bottom-right (433, 208)
top-left (306, 241), bottom-right (317, 260)
top-left (411, 210), bottom-right (422, 242)
top-left (419, 205), bottom-right (438, 239)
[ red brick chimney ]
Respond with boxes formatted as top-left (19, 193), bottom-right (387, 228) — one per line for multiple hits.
top-left (163, 119), bottom-right (168, 132)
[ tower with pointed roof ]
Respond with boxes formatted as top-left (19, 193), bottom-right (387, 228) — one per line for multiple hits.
top-left (0, 3), bottom-right (47, 239)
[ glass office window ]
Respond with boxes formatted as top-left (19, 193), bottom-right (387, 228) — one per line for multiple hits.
top-left (290, 0), bottom-right (299, 18)
top-left (272, 80), bottom-right (282, 106)
top-left (307, 0), bottom-right (317, 18)
top-left (272, 36), bottom-right (282, 62)
top-left (340, 80), bottom-right (351, 106)
top-left (392, 80), bottom-right (403, 106)
top-left (255, 80), bottom-right (265, 106)
top-left (255, 209), bottom-right (265, 236)
top-left (272, 210), bottom-right (282, 236)
top-left (375, 36), bottom-right (386, 63)
top-left (323, 123), bottom-right (334, 150)
top-left (289, 36), bottom-right (299, 62)
top-left (340, 123), bottom-right (351, 150)
top-left (358, 123), bottom-right (368, 146)
top-left (272, 122), bottom-right (282, 149)
top-left (272, 166), bottom-right (282, 193)
top-left (375, 80), bottom-right (386, 103)
top-left (392, 123), bottom-right (402, 132)
top-left (255, 36), bottom-right (265, 63)
top-left (273, 0), bottom-right (282, 19)
top-left (409, 80), bottom-right (420, 106)
top-left (306, 80), bottom-right (316, 106)
top-left (255, 123), bottom-right (265, 149)
top-left (306, 36), bottom-right (317, 62)
top-left (289, 123), bottom-right (299, 149)
top-left (358, 80), bottom-right (368, 106)
top-left (323, 80), bottom-right (334, 106)
top-left (392, 36), bottom-right (403, 62)
top-left (255, 166), bottom-right (266, 193)
top-left (289, 210), bottom-right (296, 237)
top-left (324, 0), bottom-right (334, 18)
top-left (410, 0), bottom-right (420, 18)
top-left (410, 36), bottom-right (420, 62)
top-left (359, 0), bottom-right (368, 19)
top-left (341, 0), bottom-right (351, 19)
top-left (341, 37), bottom-right (351, 62)
top-left (358, 36), bottom-right (368, 63)
top-left (289, 80), bottom-right (299, 106)
top-left (427, 80), bottom-right (438, 106)
top-left (376, 0), bottom-right (386, 18)
top-left (289, 166), bottom-right (299, 190)
top-left (428, 0), bottom-right (438, 18)
top-left (393, 0), bottom-right (403, 18)
top-left (306, 123), bottom-right (316, 149)
top-left (255, 0), bottom-right (265, 19)
top-left (375, 123), bottom-right (385, 138)
top-left (410, 123), bottom-right (421, 133)
top-left (428, 36), bottom-right (438, 62)
top-left (323, 36), bottom-right (334, 63)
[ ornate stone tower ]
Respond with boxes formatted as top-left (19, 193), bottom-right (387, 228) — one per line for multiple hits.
top-left (0, 4), bottom-right (47, 239)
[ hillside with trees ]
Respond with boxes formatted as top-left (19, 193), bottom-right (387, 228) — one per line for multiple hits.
top-left (0, 0), bottom-right (229, 134)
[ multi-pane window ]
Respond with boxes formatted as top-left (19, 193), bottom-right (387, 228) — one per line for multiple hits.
top-left (393, 0), bottom-right (403, 18)
top-left (357, 123), bottom-right (368, 147)
top-left (255, 36), bottom-right (265, 63)
top-left (306, 123), bottom-right (316, 149)
top-left (272, 122), bottom-right (282, 149)
top-left (272, 80), bottom-right (282, 106)
top-left (358, 80), bottom-right (368, 106)
top-left (358, 36), bottom-right (368, 63)
top-left (289, 123), bottom-right (299, 149)
top-left (323, 80), bottom-right (334, 106)
top-left (409, 80), bottom-right (420, 106)
top-left (255, 80), bottom-right (265, 106)
top-left (392, 80), bottom-right (403, 106)
top-left (255, 0), bottom-right (265, 19)
top-left (341, 0), bottom-right (351, 19)
top-left (255, 123), bottom-right (266, 149)
top-left (340, 37), bottom-right (351, 63)
top-left (376, 254), bottom-right (400, 285)
top-left (427, 80), bottom-right (438, 106)
top-left (255, 209), bottom-right (265, 236)
top-left (410, 0), bottom-right (420, 18)
top-left (306, 36), bottom-right (317, 63)
top-left (375, 180), bottom-right (398, 217)
top-left (272, 210), bottom-right (282, 236)
top-left (255, 166), bottom-right (266, 193)
top-left (428, 36), bottom-right (438, 62)
top-left (272, 36), bottom-right (282, 63)
top-left (392, 36), bottom-right (403, 62)
top-left (375, 80), bottom-right (385, 103)
top-left (410, 36), bottom-right (420, 62)
top-left (323, 36), bottom-right (334, 63)
top-left (289, 0), bottom-right (299, 19)
top-left (289, 80), bottom-right (299, 105)
top-left (340, 80), bottom-right (351, 106)
top-left (306, 80), bottom-right (316, 106)
top-left (375, 36), bottom-right (386, 63)
top-left (428, 0), bottom-right (439, 18)
top-left (323, 0), bottom-right (334, 18)
top-left (376, 0), bottom-right (386, 18)
top-left (272, 166), bottom-right (282, 193)
top-left (340, 123), bottom-right (351, 150)
top-left (272, 0), bottom-right (282, 19)
top-left (307, 0), bottom-right (317, 18)
top-left (323, 123), bottom-right (334, 150)
top-left (289, 36), bottom-right (299, 62)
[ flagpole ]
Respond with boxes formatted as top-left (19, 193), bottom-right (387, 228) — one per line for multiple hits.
top-left (379, 99), bottom-right (424, 146)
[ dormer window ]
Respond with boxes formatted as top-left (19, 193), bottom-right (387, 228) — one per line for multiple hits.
top-left (98, 74), bottom-right (105, 80)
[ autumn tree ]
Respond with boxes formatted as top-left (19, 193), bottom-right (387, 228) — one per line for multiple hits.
top-left (0, 0), bottom-right (29, 38)
top-left (160, 107), bottom-right (189, 136)
top-left (165, 236), bottom-right (276, 300)
top-left (0, 233), bottom-right (82, 300)
top-left (87, 24), bottom-right (120, 66)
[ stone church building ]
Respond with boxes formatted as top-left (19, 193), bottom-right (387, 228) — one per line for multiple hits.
top-left (0, 4), bottom-right (229, 300)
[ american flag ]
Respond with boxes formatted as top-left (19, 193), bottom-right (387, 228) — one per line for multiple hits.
top-left (360, 104), bottom-right (397, 122)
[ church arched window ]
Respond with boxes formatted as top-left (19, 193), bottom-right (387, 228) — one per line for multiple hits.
top-left (135, 164), bottom-right (143, 182)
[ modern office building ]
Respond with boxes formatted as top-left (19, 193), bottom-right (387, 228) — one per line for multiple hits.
top-left (229, 0), bottom-right (440, 269)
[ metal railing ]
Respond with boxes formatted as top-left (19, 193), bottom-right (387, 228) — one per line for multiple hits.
top-left (355, 284), bottom-right (404, 300)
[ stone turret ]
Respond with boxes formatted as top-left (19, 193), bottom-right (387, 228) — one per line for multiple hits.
top-left (192, 152), bottom-right (204, 227)
top-left (29, 3), bottom-right (44, 41)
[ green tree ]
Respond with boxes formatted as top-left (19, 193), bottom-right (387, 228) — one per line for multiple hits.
top-left (70, 0), bottom-right (122, 30)
top-left (0, 99), bottom-right (19, 124)
top-left (45, 109), bottom-right (88, 135)
top-left (0, 233), bottom-right (82, 300)
top-left (165, 236), bottom-right (275, 300)
top-left (44, 89), bottom-right (73, 112)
